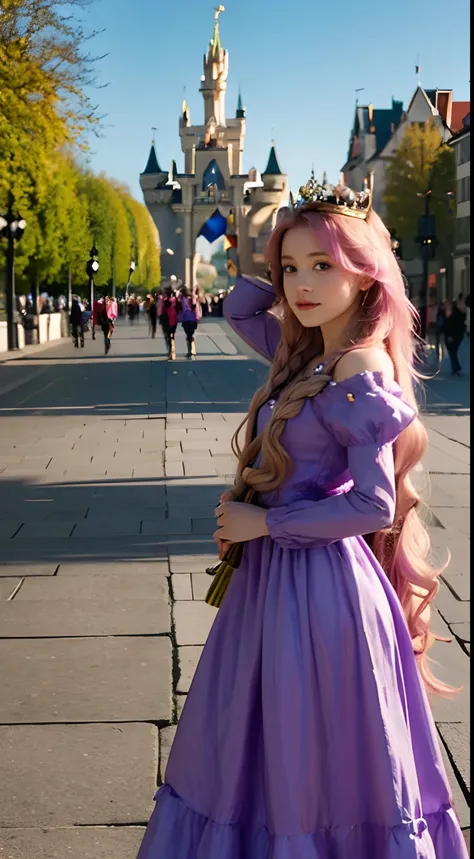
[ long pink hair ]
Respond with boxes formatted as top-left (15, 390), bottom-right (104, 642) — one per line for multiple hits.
top-left (231, 205), bottom-right (453, 696)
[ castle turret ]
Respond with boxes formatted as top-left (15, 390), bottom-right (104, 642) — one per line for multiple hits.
top-left (139, 143), bottom-right (169, 195)
top-left (261, 143), bottom-right (285, 191)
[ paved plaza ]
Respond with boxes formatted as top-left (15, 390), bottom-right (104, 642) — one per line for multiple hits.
top-left (0, 320), bottom-right (470, 857)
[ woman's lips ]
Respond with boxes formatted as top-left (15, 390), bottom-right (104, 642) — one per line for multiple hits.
top-left (295, 301), bottom-right (321, 310)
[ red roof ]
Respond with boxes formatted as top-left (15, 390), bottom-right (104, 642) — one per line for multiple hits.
top-left (451, 101), bottom-right (470, 132)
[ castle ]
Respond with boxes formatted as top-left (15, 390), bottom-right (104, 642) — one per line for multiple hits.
top-left (139, 7), bottom-right (289, 285)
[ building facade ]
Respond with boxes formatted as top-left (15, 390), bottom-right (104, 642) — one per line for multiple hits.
top-left (139, 9), bottom-right (288, 285)
top-left (342, 87), bottom-right (470, 302)
top-left (448, 114), bottom-right (470, 298)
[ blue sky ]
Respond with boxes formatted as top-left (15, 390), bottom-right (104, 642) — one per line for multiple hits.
top-left (81, 0), bottom-right (470, 209)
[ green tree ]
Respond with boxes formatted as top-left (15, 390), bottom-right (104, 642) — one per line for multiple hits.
top-left (384, 120), bottom-right (456, 265)
top-left (116, 186), bottom-right (161, 290)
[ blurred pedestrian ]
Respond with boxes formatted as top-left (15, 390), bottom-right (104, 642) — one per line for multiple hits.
top-left (100, 294), bottom-right (118, 355)
top-left (443, 299), bottom-right (465, 376)
top-left (158, 286), bottom-right (178, 360)
top-left (177, 285), bottom-right (202, 359)
top-left (435, 301), bottom-right (445, 365)
top-left (91, 296), bottom-right (104, 340)
top-left (70, 297), bottom-right (84, 348)
top-left (148, 296), bottom-right (158, 339)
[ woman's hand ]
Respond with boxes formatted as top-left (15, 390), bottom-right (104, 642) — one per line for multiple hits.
top-left (214, 491), bottom-right (233, 559)
top-left (214, 501), bottom-right (269, 544)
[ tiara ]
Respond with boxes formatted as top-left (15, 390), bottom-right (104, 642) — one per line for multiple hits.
top-left (289, 170), bottom-right (373, 220)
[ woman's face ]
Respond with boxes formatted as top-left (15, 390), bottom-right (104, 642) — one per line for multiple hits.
top-left (281, 224), bottom-right (366, 329)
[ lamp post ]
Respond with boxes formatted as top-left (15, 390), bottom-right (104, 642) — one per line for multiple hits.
top-left (126, 259), bottom-right (136, 299)
top-left (86, 245), bottom-right (99, 311)
top-left (0, 192), bottom-right (27, 351)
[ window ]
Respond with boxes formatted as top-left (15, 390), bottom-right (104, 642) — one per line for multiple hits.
top-left (456, 216), bottom-right (470, 246)
top-left (457, 176), bottom-right (471, 202)
top-left (457, 135), bottom-right (470, 165)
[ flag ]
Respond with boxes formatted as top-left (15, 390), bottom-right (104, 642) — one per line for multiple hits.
top-left (224, 234), bottom-right (237, 251)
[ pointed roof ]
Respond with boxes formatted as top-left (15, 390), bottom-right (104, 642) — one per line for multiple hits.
top-left (262, 144), bottom-right (283, 175)
top-left (236, 90), bottom-right (245, 118)
top-left (142, 144), bottom-right (164, 176)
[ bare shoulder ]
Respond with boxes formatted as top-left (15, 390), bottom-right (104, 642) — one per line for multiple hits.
top-left (333, 347), bottom-right (395, 383)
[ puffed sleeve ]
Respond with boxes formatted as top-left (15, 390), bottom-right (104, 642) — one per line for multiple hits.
top-left (266, 372), bottom-right (417, 549)
top-left (223, 275), bottom-right (281, 361)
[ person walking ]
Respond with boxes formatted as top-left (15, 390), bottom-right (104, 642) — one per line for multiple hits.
top-left (91, 296), bottom-right (104, 340)
top-left (443, 298), bottom-right (466, 376)
top-left (70, 296), bottom-right (84, 348)
top-left (148, 295), bottom-right (158, 339)
top-left (177, 285), bottom-right (202, 358)
top-left (100, 294), bottom-right (118, 355)
top-left (158, 286), bottom-right (178, 360)
top-left (137, 182), bottom-right (468, 859)
top-left (435, 300), bottom-right (445, 365)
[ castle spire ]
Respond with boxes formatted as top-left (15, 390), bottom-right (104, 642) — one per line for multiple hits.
top-left (236, 89), bottom-right (245, 119)
top-left (210, 5), bottom-right (225, 58)
top-left (263, 143), bottom-right (283, 176)
top-left (142, 143), bottom-right (163, 176)
top-left (200, 4), bottom-right (228, 126)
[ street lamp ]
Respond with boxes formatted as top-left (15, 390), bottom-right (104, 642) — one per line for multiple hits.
top-left (86, 245), bottom-right (99, 315)
top-left (126, 259), bottom-right (136, 299)
top-left (0, 192), bottom-right (27, 350)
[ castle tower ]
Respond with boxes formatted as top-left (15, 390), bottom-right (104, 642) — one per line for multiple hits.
top-left (140, 9), bottom-right (288, 285)
top-left (199, 5), bottom-right (228, 127)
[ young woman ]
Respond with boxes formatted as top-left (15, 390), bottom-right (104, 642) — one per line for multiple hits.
top-left (158, 286), bottom-right (178, 360)
top-left (177, 285), bottom-right (202, 358)
top-left (137, 182), bottom-right (468, 858)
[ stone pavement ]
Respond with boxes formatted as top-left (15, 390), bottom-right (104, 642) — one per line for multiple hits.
top-left (0, 319), bottom-right (469, 857)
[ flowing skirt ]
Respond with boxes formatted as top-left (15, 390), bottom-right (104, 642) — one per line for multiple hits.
top-left (137, 536), bottom-right (468, 858)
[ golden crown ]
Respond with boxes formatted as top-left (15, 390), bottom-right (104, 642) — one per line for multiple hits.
top-left (290, 170), bottom-right (374, 220)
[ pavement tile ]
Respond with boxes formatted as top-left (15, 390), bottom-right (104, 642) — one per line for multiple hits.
top-left (177, 645), bottom-right (203, 693)
top-left (437, 722), bottom-right (470, 794)
top-left (0, 723), bottom-right (157, 827)
top-left (165, 461), bottom-right (184, 477)
top-left (430, 612), bottom-right (470, 724)
top-left (191, 572), bottom-right (213, 600)
top-left (159, 726), bottom-right (177, 782)
top-left (0, 827), bottom-right (146, 859)
top-left (0, 563), bottom-right (58, 578)
top-left (437, 732), bottom-right (470, 829)
top-left (430, 474), bottom-right (470, 507)
top-left (0, 637), bottom-right (172, 723)
top-left (183, 461), bottom-right (217, 477)
top-left (72, 519), bottom-right (142, 538)
top-left (16, 570), bottom-right (168, 601)
top-left (141, 518), bottom-right (192, 536)
top-left (192, 517), bottom-right (217, 535)
top-left (171, 574), bottom-right (193, 600)
top-left (169, 554), bottom-right (218, 573)
top-left (15, 521), bottom-right (76, 539)
top-left (0, 578), bottom-right (21, 599)
top-left (451, 622), bottom-right (470, 643)
top-left (174, 600), bottom-right (217, 646)
top-left (431, 506), bottom-right (470, 536)
top-left (57, 561), bottom-right (169, 575)
top-left (435, 581), bottom-right (471, 624)
top-left (0, 596), bottom-right (170, 637)
top-left (0, 521), bottom-right (22, 539)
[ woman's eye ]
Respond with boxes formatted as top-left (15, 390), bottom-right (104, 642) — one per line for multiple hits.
top-left (282, 264), bottom-right (296, 273)
top-left (314, 262), bottom-right (330, 271)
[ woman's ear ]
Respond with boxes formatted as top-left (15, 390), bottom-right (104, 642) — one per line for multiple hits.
top-left (359, 276), bottom-right (375, 293)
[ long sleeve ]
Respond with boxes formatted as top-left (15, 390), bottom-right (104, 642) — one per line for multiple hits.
top-left (266, 372), bottom-right (417, 550)
top-left (266, 444), bottom-right (396, 549)
top-left (223, 275), bottom-right (281, 361)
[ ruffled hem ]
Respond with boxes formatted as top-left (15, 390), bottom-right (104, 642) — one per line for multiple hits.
top-left (136, 784), bottom-right (468, 859)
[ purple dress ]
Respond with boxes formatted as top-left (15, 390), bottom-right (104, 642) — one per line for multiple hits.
top-left (137, 277), bottom-right (467, 858)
